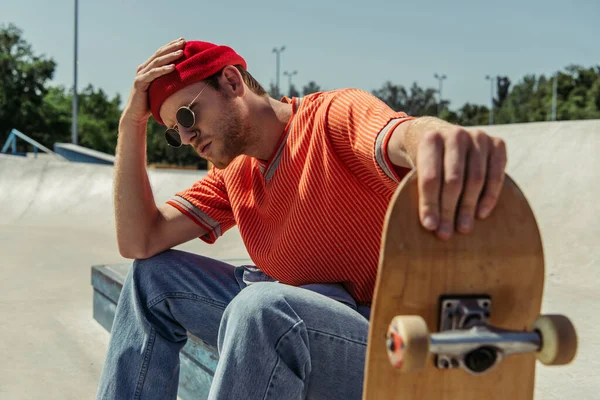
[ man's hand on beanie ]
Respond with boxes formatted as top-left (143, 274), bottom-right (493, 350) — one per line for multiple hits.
top-left (120, 38), bottom-right (186, 127)
top-left (147, 40), bottom-right (247, 126)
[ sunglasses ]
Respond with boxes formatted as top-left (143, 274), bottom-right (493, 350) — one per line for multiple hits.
top-left (164, 83), bottom-right (209, 148)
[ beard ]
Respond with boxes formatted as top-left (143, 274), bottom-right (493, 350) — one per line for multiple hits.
top-left (208, 101), bottom-right (253, 169)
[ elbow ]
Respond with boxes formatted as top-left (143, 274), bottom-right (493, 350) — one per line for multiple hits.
top-left (117, 236), bottom-right (151, 260)
top-left (117, 235), bottom-right (165, 260)
top-left (115, 214), bottom-right (163, 260)
top-left (118, 243), bottom-right (147, 260)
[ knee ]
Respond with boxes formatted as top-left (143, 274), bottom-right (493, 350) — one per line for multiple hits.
top-left (219, 283), bottom-right (304, 350)
top-left (218, 283), bottom-right (313, 381)
top-left (221, 282), bottom-right (299, 328)
top-left (226, 281), bottom-right (281, 309)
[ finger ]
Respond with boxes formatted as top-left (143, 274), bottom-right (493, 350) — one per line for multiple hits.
top-left (138, 49), bottom-right (184, 76)
top-left (144, 38), bottom-right (185, 68)
top-left (437, 129), bottom-right (469, 240)
top-left (478, 137), bottom-right (507, 218)
top-left (417, 131), bottom-right (444, 231)
top-left (133, 64), bottom-right (176, 91)
top-left (137, 38), bottom-right (186, 73)
top-left (456, 131), bottom-right (488, 234)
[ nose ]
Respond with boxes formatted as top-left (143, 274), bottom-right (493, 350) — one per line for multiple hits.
top-left (177, 126), bottom-right (199, 146)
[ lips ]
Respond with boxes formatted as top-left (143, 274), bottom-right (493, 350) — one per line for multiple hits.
top-left (198, 142), bottom-right (211, 156)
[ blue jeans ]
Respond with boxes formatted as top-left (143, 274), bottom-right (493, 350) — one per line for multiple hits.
top-left (96, 249), bottom-right (371, 399)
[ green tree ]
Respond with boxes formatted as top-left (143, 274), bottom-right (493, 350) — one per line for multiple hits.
top-left (372, 81), bottom-right (406, 111)
top-left (456, 103), bottom-right (490, 126)
top-left (288, 84), bottom-right (300, 98)
top-left (372, 81), bottom-right (442, 116)
top-left (38, 86), bottom-right (71, 144)
top-left (302, 81), bottom-right (321, 96)
top-left (493, 65), bottom-right (600, 124)
top-left (0, 23), bottom-right (57, 149)
top-left (268, 82), bottom-right (281, 99)
top-left (559, 65), bottom-right (600, 120)
top-left (76, 84), bottom-right (122, 154)
top-left (585, 77), bottom-right (600, 119)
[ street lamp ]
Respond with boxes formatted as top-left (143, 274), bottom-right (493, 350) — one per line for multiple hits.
top-left (272, 46), bottom-right (286, 97)
top-left (283, 70), bottom-right (298, 95)
top-left (552, 72), bottom-right (558, 121)
top-left (434, 73), bottom-right (447, 116)
top-left (72, 0), bottom-right (79, 144)
top-left (485, 75), bottom-right (496, 125)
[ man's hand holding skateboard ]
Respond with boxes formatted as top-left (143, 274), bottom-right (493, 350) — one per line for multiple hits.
top-left (390, 117), bottom-right (507, 241)
top-left (368, 122), bottom-right (576, 400)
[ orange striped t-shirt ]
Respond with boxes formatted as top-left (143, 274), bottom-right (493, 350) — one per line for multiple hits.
top-left (166, 88), bottom-right (414, 305)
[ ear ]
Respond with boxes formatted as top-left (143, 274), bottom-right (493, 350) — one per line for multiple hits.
top-left (219, 65), bottom-right (246, 97)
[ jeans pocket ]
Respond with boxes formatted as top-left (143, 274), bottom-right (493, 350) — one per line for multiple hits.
top-left (238, 265), bottom-right (279, 287)
top-left (300, 283), bottom-right (358, 310)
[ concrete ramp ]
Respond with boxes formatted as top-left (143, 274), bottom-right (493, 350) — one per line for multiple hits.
top-left (0, 155), bottom-right (249, 258)
top-left (0, 118), bottom-right (598, 399)
top-left (475, 119), bottom-right (600, 292)
top-left (472, 119), bottom-right (600, 399)
top-left (0, 155), bottom-right (248, 400)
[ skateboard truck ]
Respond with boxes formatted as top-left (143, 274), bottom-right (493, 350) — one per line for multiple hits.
top-left (386, 296), bottom-right (577, 375)
top-left (433, 296), bottom-right (539, 375)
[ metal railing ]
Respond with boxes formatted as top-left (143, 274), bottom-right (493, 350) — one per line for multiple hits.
top-left (1, 129), bottom-right (67, 161)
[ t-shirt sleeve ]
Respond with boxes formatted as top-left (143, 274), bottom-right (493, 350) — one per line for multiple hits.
top-left (325, 88), bottom-right (415, 190)
top-left (165, 167), bottom-right (236, 244)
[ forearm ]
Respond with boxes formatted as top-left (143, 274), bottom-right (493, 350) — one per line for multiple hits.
top-left (388, 116), bottom-right (457, 168)
top-left (113, 114), bottom-right (159, 258)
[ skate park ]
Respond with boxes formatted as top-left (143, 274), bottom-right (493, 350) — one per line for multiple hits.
top-left (3, 0), bottom-right (600, 396)
top-left (1, 118), bottom-right (598, 399)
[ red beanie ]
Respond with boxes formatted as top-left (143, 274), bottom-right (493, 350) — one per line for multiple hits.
top-left (148, 40), bottom-right (247, 125)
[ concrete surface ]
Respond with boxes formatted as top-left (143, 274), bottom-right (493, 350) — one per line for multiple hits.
top-left (0, 118), bottom-right (598, 399)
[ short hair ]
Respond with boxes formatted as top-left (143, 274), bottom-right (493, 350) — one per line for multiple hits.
top-left (205, 65), bottom-right (267, 97)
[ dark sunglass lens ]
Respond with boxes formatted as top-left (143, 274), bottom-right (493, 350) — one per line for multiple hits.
top-left (176, 107), bottom-right (195, 128)
top-left (165, 129), bottom-right (182, 148)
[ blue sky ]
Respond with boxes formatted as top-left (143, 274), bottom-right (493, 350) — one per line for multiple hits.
top-left (3, 0), bottom-right (599, 111)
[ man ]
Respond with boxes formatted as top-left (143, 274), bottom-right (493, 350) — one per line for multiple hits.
top-left (97, 39), bottom-right (507, 399)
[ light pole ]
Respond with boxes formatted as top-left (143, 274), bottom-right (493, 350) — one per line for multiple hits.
top-left (485, 75), bottom-right (496, 125)
top-left (272, 46), bottom-right (285, 97)
top-left (434, 73), bottom-right (447, 116)
top-left (283, 70), bottom-right (297, 95)
top-left (72, 0), bottom-right (79, 144)
top-left (552, 72), bottom-right (558, 121)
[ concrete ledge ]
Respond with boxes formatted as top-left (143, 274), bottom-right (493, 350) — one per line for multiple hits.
top-left (91, 264), bottom-right (219, 399)
top-left (55, 143), bottom-right (115, 164)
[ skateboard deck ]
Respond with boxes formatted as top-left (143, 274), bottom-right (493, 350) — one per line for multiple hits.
top-left (363, 170), bottom-right (577, 400)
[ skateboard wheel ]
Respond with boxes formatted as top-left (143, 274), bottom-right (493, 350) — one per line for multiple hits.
top-left (386, 316), bottom-right (430, 372)
top-left (532, 314), bottom-right (578, 366)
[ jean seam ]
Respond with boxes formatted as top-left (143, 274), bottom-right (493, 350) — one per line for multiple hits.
top-left (134, 327), bottom-right (156, 399)
top-left (147, 291), bottom-right (229, 310)
top-left (306, 328), bottom-right (368, 346)
top-left (262, 357), bottom-right (283, 400)
top-left (262, 320), bottom-right (304, 400)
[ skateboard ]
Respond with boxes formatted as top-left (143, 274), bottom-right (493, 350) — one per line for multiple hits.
top-left (363, 170), bottom-right (577, 400)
